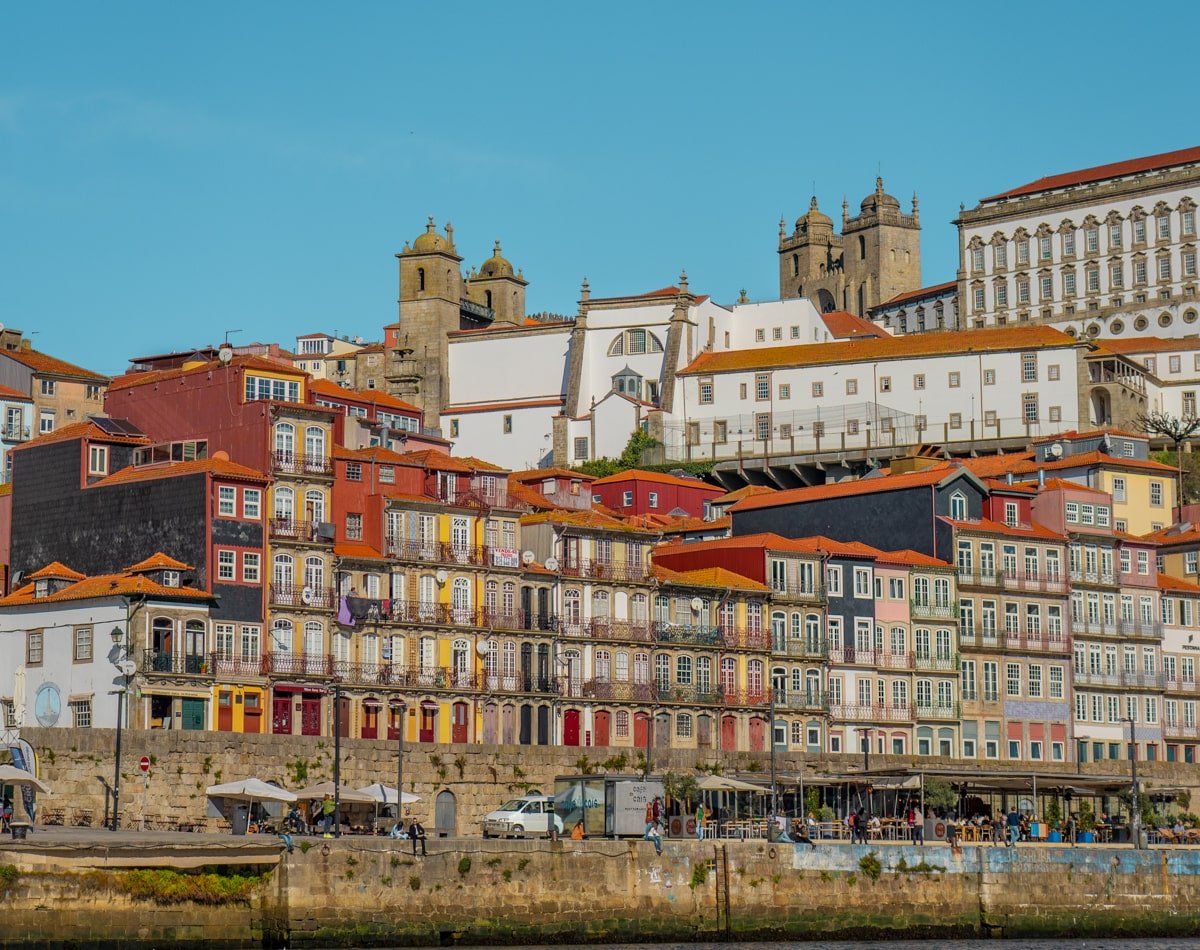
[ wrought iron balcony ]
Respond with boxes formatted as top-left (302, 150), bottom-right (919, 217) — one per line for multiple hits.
top-left (141, 650), bottom-right (210, 675)
top-left (269, 584), bottom-right (337, 609)
top-left (271, 450), bottom-right (334, 476)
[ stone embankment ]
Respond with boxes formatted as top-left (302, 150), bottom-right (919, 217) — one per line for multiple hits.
top-left (2, 835), bottom-right (1200, 946)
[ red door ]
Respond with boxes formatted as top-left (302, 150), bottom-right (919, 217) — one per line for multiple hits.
top-left (362, 704), bottom-right (379, 739)
top-left (336, 695), bottom-right (350, 738)
top-left (301, 695), bottom-right (322, 736)
top-left (634, 712), bottom-right (649, 749)
top-left (243, 693), bottom-right (262, 734)
top-left (217, 691), bottom-right (233, 732)
top-left (748, 716), bottom-right (766, 752)
top-left (420, 705), bottom-right (436, 742)
top-left (563, 709), bottom-right (581, 746)
top-left (721, 715), bottom-right (737, 750)
top-left (272, 695), bottom-right (292, 735)
top-left (452, 702), bottom-right (469, 744)
top-left (593, 711), bottom-right (611, 748)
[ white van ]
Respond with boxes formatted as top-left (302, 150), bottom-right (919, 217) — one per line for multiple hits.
top-left (482, 795), bottom-right (564, 839)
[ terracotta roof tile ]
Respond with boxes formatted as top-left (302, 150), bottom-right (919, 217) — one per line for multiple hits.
top-left (91, 457), bottom-right (268, 487)
top-left (652, 564), bottom-right (769, 592)
top-left (658, 515), bottom-right (732, 535)
top-left (874, 549), bottom-right (953, 569)
top-left (0, 383), bottom-right (31, 402)
top-left (126, 553), bottom-right (194, 573)
top-left (879, 280), bottom-right (958, 308)
top-left (1158, 574), bottom-right (1200, 593)
top-left (394, 448), bottom-right (474, 474)
top-left (592, 468), bottom-right (720, 490)
top-left (1144, 524), bottom-right (1200, 545)
top-left (819, 310), bottom-right (888, 339)
top-left (983, 145), bottom-right (1200, 202)
top-left (1092, 338), bottom-right (1200, 357)
top-left (0, 347), bottom-right (109, 382)
top-left (509, 467), bottom-right (595, 484)
top-left (730, 463), bottom-right (967, 513)
top-left (519, 509), bottom-right (662, 535)
top-left (14, 420), bottom-right (151, 452)
top-left (308, 377), bottom-right (421, 414)
top-left (652, 531), bottom-right (877, 560)
top-left (27, 561), bottom-right (86, 581)
top-left (681, 325), bottom-right (1076, 375)
top-left (107, 354), bottom-right (305, 393)
top-left (941, 517), bottom-right (1066, 542)
top-left (0, 570), bottom-right (212, 606)
top-left (1030, 427), bottom-right (1147, 443)
top-left (333, 445), bottom-right (414, 464)
top-left (712, 484), bottom-right (776, 504)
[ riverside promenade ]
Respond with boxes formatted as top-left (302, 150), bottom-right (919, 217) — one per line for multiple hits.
top-left (4, 828), bottom-right (1200, 946)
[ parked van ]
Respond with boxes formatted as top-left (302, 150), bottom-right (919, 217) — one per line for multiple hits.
top-left (482, 795), bottom-right (564, 838)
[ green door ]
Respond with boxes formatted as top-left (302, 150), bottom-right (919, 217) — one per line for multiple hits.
top-left (181, 698), bottom-right (206, 731)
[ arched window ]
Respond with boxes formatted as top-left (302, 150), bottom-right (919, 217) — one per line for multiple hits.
top-left (697, 656), bottom-right (711, 692)
top-left (633, 652), bottom-right (650, 685)
top-left (271, 618), bottom-right (293, 654)
top-left (630, 593), bottom-right (648, 624)
top-left (720, 657), bottom-right (736, 693)
top-left (452, 577), bottom-right (471, 622)
top-left (805, 613), bottom-right (821, 652)
top-left (303, 556), bottom-right (325, 592)
top-left (805, 670), bottom-right (821, 703)
top-left (305, 489), bottom-right (325, 524)
top-left (563, 589), bottom-right (581, 623)
top-left (417, 267), bottom-right (425, 291)
top-left (607, 334), bottom-right (624, 357)
top-left (933, 577), bottom-right (951, 607)
top-left (595, 650), bottom-right (611, 681)
top-left (274, 422), bottom-right (295, 458)
top-left (771, 611), bottom-right (786, 651)
top-left (305, 426), bottom-right (326, 463)
top-left (303, 621), bottom-right (324, 670)
top-left (151, 617), bottom-right (173, 657)
top-left (273, 486), bottom-right (294, 521)
top-left (792, 253), bottom-right (799, 277)
top-left (614, 710), bottom-right (630, 739)
top-left (912, 576), bottom-right (929, 606)
top-left (452, 639), bottom-right (471, 686)
top-left (949, 491), bottom-right (968, 521)
top-left (747, 660), bottom-right (764, 695)
top-left (655, 654), bottom-right (670, 690)
top-left (485, 580), bottom-right (498, 612)
top-left (859, 235), bottom-right (867, 260)
top-left (273, 553), bottom-right (294, 588)
top-left (615, 651), bottom-right (629, 681)
top-left (484, 289), bottom-right (493, 309)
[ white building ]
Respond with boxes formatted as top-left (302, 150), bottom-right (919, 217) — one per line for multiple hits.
top-left (0, 383), bottom-right (33, 483)
top-left (292, 332), bottom-right (366, 381)
top-left (0, 557), bottom-right (214, 733)
top-left (869, 280), bottom-right (960, 336)
top-left (673, 326), bottom-right (1085, 461)
top-left (955, 145), bottom-right (1199, 335)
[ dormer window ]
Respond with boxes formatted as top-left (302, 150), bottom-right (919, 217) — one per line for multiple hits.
top-left (949, 491), bottom-right (968, 521)
top-left (34, 579), bottom-right (49, 598)
top-left (612, 366), bottom-right (643, 396)
top-left (162, 570), bottom-right (180, 588)
top-left (542, 478), bottom-right (556, 495)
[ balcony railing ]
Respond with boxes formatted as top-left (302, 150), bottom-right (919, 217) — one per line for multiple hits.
top-left (1073, 669), bottom-right (1168, 689)
top-left (828, 648), bottom-right (913, 669)
top-left (960, 627), bottom-right (1068, 653)
top-left (433, 487), bottom-right (511, 510)
top-left (767, 582), bottom-right (824, 603)
top-left (1163, 721), bottom-right (1198, 739)
top-left (914, 702), bottom-right (962, 720)
top-left (270, 584), bottom-right (337, 609)
top-left (654, 621), bottom-right (721, 646)
top-left (269, 518), bottom-right (330, 542)
top-left (956, 571), bottom-right (1067, 594)
top-left (141, 651), bottom-right (209, 675)
top-left (723, 627), bottom-right (771, 650)
top-left (353, 599), bottom-right (553, 632)
top-left (1165, 678), bottom-right (1200, 695)
top-left (771, 688), bottom-right (829, 713)
top-left (910, 601), bottom-right (957, 620)
top-left (261, 652), bottom-right (338, 677)
top-left (209, 653), bottom-right (265, 678)
top-left (828, 703), bottom-right (913, 722)
top-left (560, 559), bottom-right (652, 583)
top-left (272, 450), bottom-right (334, 476)
top-left (781, 637), bottom-right (829, 658)
top-left (1, 424), bottom-right (30, 443)
top-left (913, 654), bottom-right (960, 671)
top-left (480, 672), bottom-right (560, 696)
top-left (560, 618), bottom-right (653, 642)
top-left (385, 538), bottom-right (492, 568)
top-left (1071, 619), bottom-right (1161, 639)
top-left (1069, 569), bottom-right (1117, 587)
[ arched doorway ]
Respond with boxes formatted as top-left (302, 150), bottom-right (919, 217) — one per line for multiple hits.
top-left (593, 710), bottom-right (611, 747)
top-left (435, 790), bottom-right (456, 837)
top-left (1090, 387), bottom-right (1112, 426)
top-left (563, 708), bottom-right (581, 746)
top-left (749, 716), bottom-right (766, 752)
top-left (451, 701), bottom-right (469, 744)
top-left (634, 712), bottom-right (649, 749)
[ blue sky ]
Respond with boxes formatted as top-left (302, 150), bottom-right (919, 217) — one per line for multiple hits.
top-left (2, 2), bottom-right (1197, 375)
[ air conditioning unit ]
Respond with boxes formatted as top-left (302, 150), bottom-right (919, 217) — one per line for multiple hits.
top-left (315, 522), bottom-right (336, 541)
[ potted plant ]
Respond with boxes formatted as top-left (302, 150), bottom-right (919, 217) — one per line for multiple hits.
top-left (1045, 797), bottom-right (1063, 842)
top-left (1078, 801), bottom-right (1097, 843)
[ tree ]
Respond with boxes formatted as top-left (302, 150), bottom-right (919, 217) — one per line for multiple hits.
top-left (1136, 411), bottom-right (1200, 505)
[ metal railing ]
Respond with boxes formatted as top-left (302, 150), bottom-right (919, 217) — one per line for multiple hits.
top-left (141, 651), bottom-right (209, 675)
top-left (767, 582), bottom-right (824, 603)
top-left (1072, 669), bottom-right (1167, 689)
top-left (269, 584), bottom-right (337, 609)
top-left (1, 424), bottom-right (30, 442)
top-left (914, 702), bottom-right (962, 720)
top-left (913, 654), bottom-right (960, 671)
top-left (828, 703), bottom-right (914, 722)
top-left (271, 451), bottom-right (334, 476)
top-left (560, 559), bottom-right (653, 583)
top-left (956, 571), bottom-right (1067, 594)
top-left (771, 688), bottom-right (829, 713)
top-left (559, 619), bottom-right (653, 642)
top-left (910, 601), bottom-right (957, 620)
top-left (1165, 678), bottom-right (1200, 695)
top-left (1071, 619), bottom-right (1161, 639)
top-left (1069, 570), bottom-right (1117, 587)
top-left (269, 518), bottom-right (330, 542)
top-left (385, 538), bottom-right (493, 568)
top-left (780, 638), bottom-right (829, 658)
top-left (828, 647), bottom-right (913, 669)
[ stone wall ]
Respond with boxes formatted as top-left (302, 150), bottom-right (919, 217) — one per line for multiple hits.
top-left (4, 839), bottom-right (1200, 946)
top-left (20, 727), bottom-right (1200, 834)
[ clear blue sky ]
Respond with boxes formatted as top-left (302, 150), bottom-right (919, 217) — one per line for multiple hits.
top-left (2, 2), bottom-right (1197, 375)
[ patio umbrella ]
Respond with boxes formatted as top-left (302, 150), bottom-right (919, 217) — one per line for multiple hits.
top-left (353, 783), bottom-right (421, 805)
top-left (205, 778), bottom-right (297, 802)
top-left (0, 764), bottom-right (50, 794)
top-left (697, 775), bottom-right (767, 793)
top-left (292, 781), bottom-right (374, 804)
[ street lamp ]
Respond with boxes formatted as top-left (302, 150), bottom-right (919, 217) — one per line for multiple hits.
top-left (395, 699), bottom-right (407, 826)
top-left (768, 674), bottom-right (779, 820)
top-left (1124, 716), bottom-right (1142, 849)
top-left (333, 682), bottom-right (342, 838)
top-left (109, 624), bottom-right (134, 832)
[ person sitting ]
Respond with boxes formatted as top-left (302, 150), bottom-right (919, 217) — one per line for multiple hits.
top-left (570, 820), bottom-right (585, 841)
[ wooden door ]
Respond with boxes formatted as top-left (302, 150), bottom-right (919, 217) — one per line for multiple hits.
top-left (721, 714), bottom-right (737, 750)
top-left (563, 709), bottom-right (581, 746)
top-left (420, 705), bottom-right (436, 743)
top-left (242, 693), bottom-right (262, 734)
top-left (634, 712), bottom-right (649, 749)
top-left (181, 698), bottom-right (205, 731)
top-left (749, 715), bottom-right (766, 752)
top-left (218, 691), bottom-right (234, 732)
top-left (362, 704), bottom-right (379, 739)
top-left (272, 695), bottom-right (292, 735)
top-left (301, 695), bottom-right (322, 736)
top-left (452, 702), bottom-right (469, 744)
top-left (593, 710), bottom-right (611, 748)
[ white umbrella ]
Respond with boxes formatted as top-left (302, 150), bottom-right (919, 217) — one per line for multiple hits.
top-left (12, 668), bottom-right (25, 726)
top-left (353, 783), bottom-right (420, 805)
top-left (0, 764), bottom-right (50, 794)
top-left (292, 781), bottom-right (374, 804)
top-left (698, 775), bottom-right (768, 793)
top-left (205, 778), bottom-right (296, 802)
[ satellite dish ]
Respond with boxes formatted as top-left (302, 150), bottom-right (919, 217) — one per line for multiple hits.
top-left (118, 660), bottom-right (137, 677)
top-left (10, 570), bottom-right (22, 588)
top-left (217, 345), bottom-right (234, 365)
top-left (476, 641), bottom-right (492, 656)
top-left (690, 597), bottom-right (704, 613)
top-left (544, 556), bottom-right (559, 572)
top-left (300, 585), bottom-right (315, 605)
top-left (435, 568), bottom-right (449, 585)
top-left (1048, 443), bottom-right (1064, 459)
top-left (521, 550), bottom-right (536, 565)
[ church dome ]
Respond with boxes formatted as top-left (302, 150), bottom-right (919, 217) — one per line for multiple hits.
top-left (412, 217), bottom-right (452, 253)
top-left (860, 176), bottom-right (901, 214)
top-left (478, 240), bottom-right (514, 278)
top-left (796, 196), bottom-right (832, 232)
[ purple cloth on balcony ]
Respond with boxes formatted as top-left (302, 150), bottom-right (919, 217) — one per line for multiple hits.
top-left (337, 596), bottom-right (356, 628)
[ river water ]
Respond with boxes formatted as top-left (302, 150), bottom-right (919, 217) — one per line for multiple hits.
top-left (450, 942), bottom-right (1200, 950)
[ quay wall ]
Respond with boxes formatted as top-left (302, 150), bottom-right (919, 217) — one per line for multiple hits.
top-left (3, 839), bottom-right (1200, 946)
top-left (20, 727), bottom-right (1200, 833)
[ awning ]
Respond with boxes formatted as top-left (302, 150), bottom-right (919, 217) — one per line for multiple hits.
top-left (420, 700), bottom-right (439, 709)
top-left (272, 683), bottom-right (329, 694)
top-left (139, 687), bottom-right (212, 700)
top-left (362, 697), bottom-right (383, 708)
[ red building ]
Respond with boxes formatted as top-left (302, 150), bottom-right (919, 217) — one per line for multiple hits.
top-left (591, 469), bottom-right (723, 518)
top-left (308, 378), bottom-right (450, 455)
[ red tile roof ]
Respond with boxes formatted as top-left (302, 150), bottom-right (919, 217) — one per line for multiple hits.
top-left (681, 326), bottom-right (1077, 375)
top-left (0, 383), bottom-right (31, 402)
top-left (730, 463), bottom-right (969, 513)
top-left (652, 531), bottom-right (876, 560)
top-left (874, 549), bottom-right (953, 569)
top-left (1144, 524), bottom-right (1200, 545)
top-left (27, 561), bottom-right (86, 581)
top-left (982, 145), bottom-right (1200, 202)
top-left (879, 280), bottom-right (958, 308)
top-left (509, 467), bottom-right (595, 484)
top-left (108, 354), bottom-right (305, 392)
top-left (0, 347), bottom-right (109, 382)
top-left (962, 450), bottom-right (1176, 478)
top-left (941, 517), bottom-right (1066, 542)
top-left (652, 564), bottom-right (769, 592)
top-left (443, 397), bottom-right (564, 415)
top-left (394, 448), bottom-right (474, 474)
top-left (1039, 477), bottom-right (1110, 495)
top-left (519, 509), bottom-right (662, 535)
top-left (819, 310), bottom-right (888, 339)
top-left (333, 445), bottom-right (414, 464)
top-left (1158, 574), bottom-right (1200, 593)
top-left (592, 469), bottom-right (720, 490)
top-left (658, 515), bottom-right (732, 535)
top-left (91, 457), bottom-right (268, 487)
top-left (308, 377), bottom-right (421, 414)
top-left (712, 484), bottom-right (776, 505)
top-left (0, 569), bottom-right (212, 606)
top-left (14, 420), bottom-right (151, 451)
top-left (1093, 337), bottom-right (1200, 357)
top-left (1031, 427), bottom-right (1147, 443)
top-left (982, 478), bottom-right (1037, 495)
top-left (126, 553), bottom-right (194, 573)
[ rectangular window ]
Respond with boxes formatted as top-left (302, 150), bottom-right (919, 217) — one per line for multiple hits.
top-left (218, 486), bottom-right (236, 517)
top-left (1151, 481), bottom-right (1164, 507)
top-left (948, 372), bottom-right (960, 388)
top-left (648, 491), bottom-right (659, 509)
top-left (1135, 259), bottom-right (1148, 284)
top-left (573, 437), bottom-right (588, 460)
top-left (1086, 267), bottom-right (1100, 293)
top-left (698, 379), bottom-right (713, 404)
top-left (854, 567), bottom-right (871, 598)
top-left (1110, 223), bottom-right (1123, 248)
top-left (845, 378), bottom-right (858, 395)
top-left (39, 410), bottom-right (55, 434)
top-left (87, 444), bottom-right (108, 476)
top-left (27, 630), bottom-right (43, 666)
top-left (40, 378), bottom-right (56, 396)
top-left (217, 549), bottom-right (236, 581)
top-left (949, 413), bottom-right (962, 429)
top-left (1039, 236), bottom-right (1052, 261)
top-left (346, 513), bottom-right (363, 541)
top-left (1006, 662), bottom-right (1021, 697)
top-left (242, 552), bottom-right (261, 583)
top-left (1040, 275), bottom-right (1053, 300)
top-left (1159, 256), bottom-right (1172, 281)
top-left (983, 369), bottom-right (995, 385)
top-left (1185, 251), bottom-right (1197, 277)
top-left (973, 287), bottom-right (985, 311)
top-left (1086, 228), bottom-right (1099, 253)
top-left (239, 488), bottom-right (261, 519)
top-left (739, 383), bottom-right (747, 400)
top-left (1111, 263), bottom-right (1124, 287)
top-left (73, 625), bottom-right (93, 662)
top-left (1063, 231), bottom-right (1076, 256)
top-left (811, 381), bottom-right (822, 397)
top-left (972, 247), bottom-right (985, 271)
top-left (1159, 215), bottom-right (1171, 240)
top-left (755, 374), bottom-right (770, 401)
top-left (778, 383), bottom-right (791, 400)
top-left (995, 282), bottom-right (1008, 307)
top-left (913, 373), bottom-right (925, 390)
top-left (755, 413), bottom-right (770, 440)
top-left (70, 699), bottom-right (92, 728)
top-left (1017, 278), bottom-right (1030, 303)
top-left (1017, 239), bottom-right (1030, 264)
top-left (1022, 393), bottom-right (1038, 423)
top-left (1021, 353), bottom-right (1037, 382)
top-left (502, 415), bottom-right (513, 434)
top-left (1063, 271), bottom-right (1076, 296)
top-left (1134, 218), bottom-right (1147, 244)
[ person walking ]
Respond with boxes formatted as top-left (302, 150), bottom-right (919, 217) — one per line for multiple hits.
top-left (1006, 807), bottom-right (1021, 848)
top-left (320, 793), bottom-right (336, 838)
top-left (1066, 813), bottom-right (1078, 848)
top-left (644, 799), bottom-right (655, 838)
top-left (855, 807), bottom-right (867, 845)
top-left (694, 802), bottom-right (705, 841)
top-left (409, 818), bottom-right (427, 856)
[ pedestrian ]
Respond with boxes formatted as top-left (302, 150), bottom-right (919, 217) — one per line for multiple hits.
top-left (647, 818), bottom-right (663, 856)
top-left (846, 808), bottom-right (856, 843)
top-left (644, 799), bottom-right (655, 838)
top-left (320, 793), bottom-right (336, 838)
top-left (570, 820), bottom-right (585, 841)
top-left (906, 806), bottom-right (917, 844)
top-left (695, 801), bottom-right (705, 841)
top-left (1065, 813), bottom-right (1077, 847)
top-left (855, 807), bottom-right (867, 845)
top-left (409, 818), bottom-right (427, 856)
top-left (1006, 808), bottom-right (1021, 848)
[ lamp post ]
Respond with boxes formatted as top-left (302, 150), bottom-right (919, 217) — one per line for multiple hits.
top-left (109, 624), bottom-right (131, 832)
top-left (768, 674), bottom-right (778, 820)
top-left (1124, 716), bottom-right (1142, 849)
top-left (395, 699), bottom-right (406, 827)
top-left (859, 728), bottom-right (871, 821)
top-left (333, 682), bottom-right (342, 838)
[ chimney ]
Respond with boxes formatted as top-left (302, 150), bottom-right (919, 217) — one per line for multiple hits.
top-left (1037, 469), bottom-right (1045, 487)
